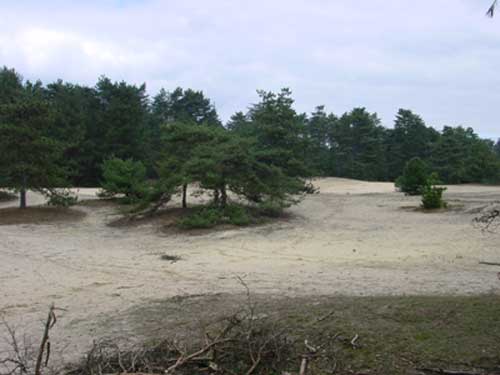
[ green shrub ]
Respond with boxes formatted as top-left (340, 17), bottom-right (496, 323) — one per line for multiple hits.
top-left (257, 200), bottom-right (286, 218)
top-left (421, 173), bottom-right (447, 209)
top-left (46, 189), bottom-right (78, 207)
top-left (100, 157), bottom-right (149, 203)
top-left (394, 176), bottom-right (405, 190)
top-left (396, 157), bottom-right (429, 196)
top-left (224, 204), bottom-right (251, 226)
top-left (178, 207), bottom-right (221, 229)
top-left (178, 204), bottom-right (253, 229)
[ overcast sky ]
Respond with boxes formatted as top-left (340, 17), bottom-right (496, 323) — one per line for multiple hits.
top-left (1, 0), bottom-right (499, 138)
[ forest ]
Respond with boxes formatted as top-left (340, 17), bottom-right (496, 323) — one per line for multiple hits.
top-left (1, 65), bottom-right (500, 207)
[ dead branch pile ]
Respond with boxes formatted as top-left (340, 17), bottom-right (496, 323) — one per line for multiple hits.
top-left (63, 304), bottom-right (350, 375)
top-left (62, 279), bottom-right (352, 375)
top-left (474, 207), bottom-right (500, 232)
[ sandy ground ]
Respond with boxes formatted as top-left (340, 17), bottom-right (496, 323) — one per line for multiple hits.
top-left (1, 178), bottom-right (500, 363)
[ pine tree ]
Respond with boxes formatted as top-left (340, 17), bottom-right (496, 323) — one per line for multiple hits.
top-left (0, 98), bottom-right (68, 208)
top-left (386, 109), bottom-right (438, 180)
top-left (332, 108), bottom-right (386, 181)
top-left (304, 106), bottom-right (336, 176)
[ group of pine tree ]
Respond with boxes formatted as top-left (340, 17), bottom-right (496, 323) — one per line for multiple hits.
top-left (1, 66), bottom-right (500, 217)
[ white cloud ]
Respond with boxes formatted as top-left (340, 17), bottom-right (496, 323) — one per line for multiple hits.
top-left (0, 0), bottom-right (499, 138)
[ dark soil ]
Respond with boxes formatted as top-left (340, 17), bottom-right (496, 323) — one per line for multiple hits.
top-left (0, 206), bottom-right (87, 225)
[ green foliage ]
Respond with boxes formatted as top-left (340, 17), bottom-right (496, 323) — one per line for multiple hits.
top-left (0, 92), bottom-right (70, 208)
top-left (396, 157), bottom-right (429, 195)
top-left (156, 100), bottom-right (311, 215)
top-left (245, 88), bottom-right (310, 178)
top-left (256, 199), bottom-right (288, 217)
top-left (0, 66), bottom-right (23, 105)
top-left (178, 204), bottom-right (251, 229)
top-left (421, 173), bottom-right (447, 209)
top-left (222, 204), bottom-right (251, 226)
top-left (178, 206), bottom-right (221, 229)
top-left (43, 80), bottom-right (94, 185)
top-left (304, 106), bottom-right (337, 176)
top-left (100, 157), bottom-right (149, 203)
top-left (386, 109), bottom-right (438, 180)
top-left (2, 66), bottom-right (500, 200)
top-left (46, 189), bottom-right (78, 207)
top-left (331, 108), bottom-right (387, 181)
top-left (430, 126), bottom-right (500, 184)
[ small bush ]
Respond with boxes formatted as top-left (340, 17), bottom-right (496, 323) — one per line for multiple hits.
top-left (100, 157), bottom-right (149, 203)
top-left (394, 176), bottom-right (404, 191)
top-left (224, 204), bottom-right (251, 226)
top-left (421, 173), bottom-right (447, 209)
top-left (396, 157), bottom-right (429, 195)
top-left (178, 207), bottom-right (221, 229)
top-left (46, 190), bottom-right (78, 207)
top-left (178, 204), bottom-right (253, 229)
top-left (257, 200), bottom-right (286, 218)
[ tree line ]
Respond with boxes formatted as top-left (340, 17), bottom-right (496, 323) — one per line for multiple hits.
top-left (1, 66), bottom-right (499, 209)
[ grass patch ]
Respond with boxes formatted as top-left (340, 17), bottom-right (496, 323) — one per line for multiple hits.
top-left (0, 206), bottom-right (87, 225)
top-left (310, 295), bottom-right (500, 373)
top-left (118, 294), bottom-right (500, 375)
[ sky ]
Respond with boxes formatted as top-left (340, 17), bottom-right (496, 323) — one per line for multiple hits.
top-left (0, 0), bottom-right (499, 139)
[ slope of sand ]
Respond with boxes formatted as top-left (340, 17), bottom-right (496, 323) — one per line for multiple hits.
top-left (1, 179), bottom-right (500, 362)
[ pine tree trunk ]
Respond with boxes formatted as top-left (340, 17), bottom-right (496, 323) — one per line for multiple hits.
top-left (182, 184), bottom-right (187, 209)
top-left (213, 189), bottom-right (220, 206)
top-left (220, 185), bottom-right (227, 208)
top-left (20, 189), bottom-right (26, 209)
top-left (20, 174), bottom-right (27, 209)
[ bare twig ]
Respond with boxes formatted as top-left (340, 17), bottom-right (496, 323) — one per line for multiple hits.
top-left (479, 261), bottom-right (500, 267)
top-left (34, 304), bottom-right (57, 375)
top-left (350, 334), bottom-right (359, 349)
top-left (487, 0), bottom-right (498, 17)
top-left (474, 209), bottom-right (500, 233)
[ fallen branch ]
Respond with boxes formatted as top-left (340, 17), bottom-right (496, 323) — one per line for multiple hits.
top-left (165, 338), bottom-right (232, 374)
top-left (479, 261), bottom-right (500, 267)
top-left (474, 209), bottom-right (500, 233)
top-left (350, 334), bottom-right (359, 349)
top-left (417, 368), bottom-right (484, 375)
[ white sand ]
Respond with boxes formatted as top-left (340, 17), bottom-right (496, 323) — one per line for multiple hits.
top-left (1, 179), bottom-right (500, 362)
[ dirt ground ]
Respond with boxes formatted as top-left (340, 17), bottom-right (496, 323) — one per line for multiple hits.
top-left (1, 178), bottom-right (500, 364)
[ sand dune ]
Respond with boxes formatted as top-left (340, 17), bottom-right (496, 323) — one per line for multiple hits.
top-left (1, 178), bottom-right (500, 362)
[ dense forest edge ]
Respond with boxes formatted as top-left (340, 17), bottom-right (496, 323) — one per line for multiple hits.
top-left (1, 66), bottom-right (500, 213)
